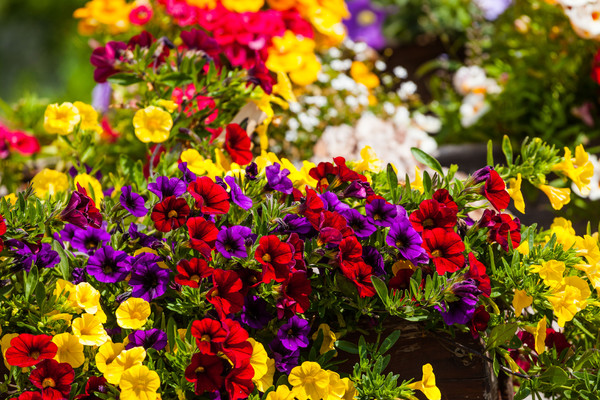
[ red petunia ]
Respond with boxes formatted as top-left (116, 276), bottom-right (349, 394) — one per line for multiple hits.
top-left (60, 185), bottom-right (102, 229)
top-left (187, 217), bottom-right (219, 259)
top-left (175, 258), bottom-right (214, 288)
top-left (339, 260), bottom-right (377, 298)
top-left (287, 233), bottom-right (306, 271)
top-left (225, 361), bottom-right (255, 400)
top-left (255, 235), bottom-right (294, 284)
top-left (469, 305), bottom-right (490, 339)
top-left (479, 209), bottom-right (521, 251)
top-left (206, 269), bottom-right (244, 317)
top-left (277, 270), bottom-right (312, 318)
top-left (0, 214), bottom-right (6, 238)
top-left (151, 195), bottom-right (190, 232)
top-left (185, 353), bottom-right (224, 395)
top-left (224, 124), bottom-right (252, 165)
top-left (75, 376), bottom-right (108, 400)
top-left (309, 161), bottom-right (338, 192)
top-left (337, 236), bottom-right (363, 264)
top-left (5, 333), bottom-right (57, 368)
top-left (191, 318), bottom-right (228, 354)
top-left (13, 392), bottom-right (62, 400)
top-left (221, 319), bottom-right (253, 368)
top-left (316, 211), bottom-right (353, 246)
top-left (422, 228), bottom-right (466, 275)
top-left (333, 157), bottom-right (367, 183)
top-left (299, 188), bottom-right (324, 228)
top-left (409, 199), bottom-right (457, 233)
top-left (187, 176), bottom-right (230, 215)
top-left (29, 359), bottom-right (74, 398)
top-left (466, 252), bottom-right (491, 297)
top-left (481, 169), bottom-right (510, 211)
top-left (432, 189), bottom-right (458, 215)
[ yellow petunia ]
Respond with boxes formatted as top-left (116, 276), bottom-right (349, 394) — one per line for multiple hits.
top-left (52, 332), bottom-right (85, 368)
top-left (553, 145), bottom-right (594, 193)
top-left (54, 279), bottom-right (79, 310)
top-left (156, 99), bottom-right (178, 113)
top-left (411, 166), bottom-right (425, 194)
top-left (1, 333), bottom-right (19, 369)
top-left (407, 363), bottom-right (441, 400)
top-left (353, 146), bottom-right (382, 173)
top-left (311, 324), bottom-right (337, 355)
top-left (530, 260), bottom-right (565, 286)
top-left (507, 173), bottom-right (525, 214)
top-left (116, 297), bottom-right (151, 330)
top-left (221, 0), bottom-right (264, 12)
top-left (533, 318), bottom-right (547, 355)
top-left (266, 385), bottom-right (294, 400)
top-left (538, 184), bottom-right (571, 210)
top-left (133, 106), bottom-right (173, 143)
top-left (576, 235), bottom-right (600, 265)
top-left (513, 289), bottom-right (533, 318)
top-left (547, 276), bottom-right (591, 327)
top-left (255, 358), bottom-right (275, 393)
top-left (71, 313), bottom-right (109, 346)
top-left (31, 169), bottom-right (69, 198)
top-left (341, 377), bottom-right (357, 400)
top-left (248, 338), bottom-right (269, 383)
top-left (74, 173), bottom-right (104, 205)
top-left (288, 361), bottom-right (330, 400)
top-left (104, 346), bottom-right (147, 385)
top-left (350, 61), bottom-right (380, 90)
top-left (96, 341), bottom-right (125, 373)
top-left (326, 370), bottom-right (346, 399)
top-left (44, 102), bottom-right (81, 135)
top-left (3, 193), bottom-right (17, 205)
top-left (75, 282), bottom-right (101, 314)
top-left (266, 31), bottom-right (321, 86)
top-left (119, 364), bottom-right (161, 400)
top-left (73, 101), bottom-right (101, 132)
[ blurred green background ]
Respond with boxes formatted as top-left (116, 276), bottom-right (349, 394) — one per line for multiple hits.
top-left (0, 0), bottom-right (94, 103)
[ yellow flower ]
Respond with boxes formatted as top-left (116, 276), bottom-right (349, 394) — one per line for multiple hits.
top-left (341, 377), bottom-right (357, 400)
top-left (272, 71), bottom-right (297, 103)
top-left (104, 347), bottom-right (147, 385)
top-left (1, 333), bottom-right (19, 369)
top-left (267, 31), bottom-right (321, 86)
top-left (547, 276), bottom-right (591, 327)
top-left (354, 146), bottom-right (382, 173)
top-left (73, 0), bottom-right (132, 35)
top-left (350, 61), bottom-right (380, 89)
top-left (221, 0), bottom-right (264, 12)
top-left (116, 297), bottom-right (151, 329)
top-left (407, 363), bottom-right (441, 400)
top-left (266, 385), bottom-right (294, 400)
top-left (72, 313), bottom-right (109, 346)
top-left (31, 169), bottom-right (69, 198)
top-left (156, 99), bottom-right (178, 113)
top-left (553, 145), bottom-right (594, 193)
top-left (513, 289), bottom-right (533, 318)
top-left (538, 184), bottom-right (571, 210)
top-left (74, 101), bottom-right (101, 132)
top-left (75, 282), bottom-right (101, 314)
top-left (96, 341), bottom-right (125, 373)
top-left (3, 193), bottom-right (17, 205)
top-left (280, 158), bottom-right (318, 189)
top-left (44, 102), bottom-right (81, 135)
top-left (54, 279), bottom-right (79, 310)
top-left (180, 149), bottom-right (225, 178)
top-left (531, 260), bottom-right (565, 286)
top-left (289, 54), bottom-right (321, 86)
top-left (255, 358), bottom-right (275, 392)
top-left (533, 318), bottom-right (547, 355)
top-left (311, 324), bottom-right (337, 355)
top-left (187, 0), bottom-right (216, 7)
top-left (516, 241), bottom-right (530, 255)
top-left (326, 370), bottom-right (346, 399)
top-left (52, 332), bottom-right (84, 368)
top-left (288, 361), bottom-right (330, 400)
top-left (411, 166), bottom-right (424, 194)
top-left (133, 106), bottom-right (173, 143)
top-left (507, 173), bottom-right (525, 214)
top-left (576, 235), bottom-right (600, 265)
top-left (75, 173), bottom-right (104, 205)
top-left (248, 338), bottom-right (269, 382)
top-left (119, 365), bottom-right (161, 400)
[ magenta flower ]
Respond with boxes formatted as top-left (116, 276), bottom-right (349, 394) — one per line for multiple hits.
top-left (386, 218), bottom-right (428, 265)
top-left (129, 253), bottom-right (170, 301)
top-left (224, 176), bottom-right (253, 210)
top-left (90, 41), bottom-right (127, 83)
top-left (265, 163), bottom-right (293, 195)
top-left (71, 226), bottom-right (110, 255)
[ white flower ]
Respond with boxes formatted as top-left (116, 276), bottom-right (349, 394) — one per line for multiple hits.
top-left (328, 47), bottom-right (342, 58)
top-left (393, 66), bottom-right (408, 79)
top-left (375, 60), bottom-right (387, 71)
top-left (453, 66), bottom-right (488, 95)
top-left (562, 2), bottom-right (600, 40)
top-left (397, 81), bottom-right (417, 99)
top-left (413, 112), bottom-right (442, 134)
top-left (460, 93), bottom-right (490, 127)
top-left (393, 106), bottom-right (411, 130)
top-left (383, 102), bottom-right (396, 115)
top-left (289, 102), bottom-right (302, 113)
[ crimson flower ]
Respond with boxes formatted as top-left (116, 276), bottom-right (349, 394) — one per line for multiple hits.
top-left (60, 185), bottom-right (102, 229)
top-left (479, 209), bottom-right (521, 251)
top-left (224, 124), bottom-right (252, 165)
top-left (432, 189), bottom-right (458, 214)
top-left (187, 176), bottom-right (230, 214)
top-left (339, 260), bottom-right (376, 298)
top-left (151, 195), bottom-right (190, 232)
top-left (29, 359), bottom-right (74, 398)
top-left (206, 269), bottom-right (244, 317)
top-left (316, 211), bottom-right (353, 246)
top-left (187, 217), bottom-right (219, 259)
top-left (422, 228), bottom-right (466, 275)
top-left (221, 319), bottom-right (253, 368)
top-left (298, 188), bottom-right (324, 227)
top-left (175, 258), bottom-right (213, 288)
top-left (255, 235), bottom-right (294, 283)
top-left (5, 334), bottom-right (57, 368)
top-left (191, 318), bottom-right (228, 354)
top-left (466, 252), bottom-right (491, 297)
top-left (409, 199), bottom-right (457, 233)
top-left (75, 376), bottom-right (108, 400)
top-left (287, 233), bottom-right (306, 271)
top-left (277, 271), bottom-right (312, 318)
top-left (0, 214), bottom-right (6, 236)
top-left (337, 236), bottom-right (363, 264)
top-left (90, 41), bottom-right (127, 83)
top-left (469, 305), bottom-right (490, 339)
top-left (481, 169), bottom-right (510, 211)
top-left (225, 361), bottom-right (255, 400)
top-left (185, 353), bottom-right (224, 395)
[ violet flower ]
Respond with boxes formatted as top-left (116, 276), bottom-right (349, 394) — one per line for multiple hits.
top-left (179, 162), bottom-right (197, 185)
top-left (128, 223), bottom-right (163, 249)
top-left (72, 268), bottom-right (87, 284)
top-left (366, 198), bottom-right (397, 227)
top-left (86, 245), bottom-right (132, 283)
top-left (265, 163), bottom-right (293, 195)
top-left (277, 316), bottom-right (310, 351)
top-left (129, 253), bottom-right (170, 301)
top-left (342, 209), bottom-right (376, 238)
top-left (120, 185), bottom-right (148, 217)
top-left (436, 279), bottom-right (482, 326)
top-left (245, 162), bottom-right (258, 180)
top-left (148, 176), bottom-right (186, 200)
top-left (15, 243), bottom-right (60, 271)
top-left (274, 214), bottom-right (314, 237)
top-left (224, 176), bottom-right (253, 210)
top-left (215, 226), bottom-right (251, 259)
top-left (125, 329), bottom-right (168, 351)
top-left (344, 0), bottom-right (387, 50)
top-left (362, 246), bottom-right (385, 276)
top-left (71, 226), bottom-right (110, 255)
top-left (386, 218), bottom-right (428, 265)
top-left (320, 192), bottom-right (350, 213)
top-left (92, 82), bottom-right (112, 114)
top-left (270, 339), bottom-right (300, 374)
top-left (473, 0), bottom-right (512, 20)
top-left (240, 295), bottom-right (271, 329)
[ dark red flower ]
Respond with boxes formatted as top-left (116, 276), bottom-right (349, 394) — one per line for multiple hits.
top-left (224, 124), bottom-right (253, 165)
top-left (422, 228), bottom-right (465, 275)
top-left (255, 235), bottom-right (294, 283)
top-left (409, 199), bottom-right (457, 233)
top-left (466, 253), bottom-right (491, 297)
top-left (151, 195), bottom-right (190, 232)
top-left (287, 233), bottom-right (306, 271)
top-left (221, 319), bottom-right (253, 368)
top-left (29, 359), bottom-right (74, 398)
top-left (185, 353), bottom-right (224, 395)
top-left (188, 176), bottom-right (230, 214)
top-left (316, 211), bottom-right (353, 246)
top-left (333, 157), bottom-right (366, 183)
top-left (90, 41), bottom-right (127, 83)
top-left (277, 271), bottom-right (312, 318)
top-left (5, 334), bottom-right (57, 368)
top-left (481, 169), bottom-right (510, 211)
top-left (191, 318), bottom-right (228, 354)
top-left (432, 189), bottom-right (458, 215)
top-left (247, 58), bottom-right (276, 94)
top-left (0, 214), bottom-right (6, 236)
top-left (207, 269), bottom-right (244, 317)
top-left (337, 235), bottom-right (363, 264)
top-left (545, 328), bottom-right (570, 355)
top-left (187, 217), bottom-right (219, 259)
top-left (339, 260), bottom-right (376, 298)
top-left (75, 376), bottom-right (108, 400)
top-left (175, 258), bottom-right (213, 288)
top-left (180, 28), bottom-right (221, 59)
top-left (60, 185), bottom-right (102, 229)
top-left (309, 161), bottom-right (338, 192)
top-left (299, 188), bottom-right (324, 228)
top-left (469, 305), bottom-right (490, 339)
top-left (388, 265), bottom-right (415, 293)
top-left (225, 361), bottom-right (255, 400)
top-left (479, 209), bottom-right (521, 251)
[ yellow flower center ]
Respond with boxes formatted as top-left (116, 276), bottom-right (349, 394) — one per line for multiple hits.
top-left (201, 334), bottom-right (211, 342)
top-left (42, 378), bottom-right (56, 388)
top-left (30, 350), bottom-right (40, 360)
top-left (168, 210), bottom-right (178, 218)
top-left (195, 366), bottom-right (205, 374)
top-left (431, 250), bottom-right (442, 258)
top-left (191, 275), bottom-right (201, 283)
top-left (395, 240), bottom-right (404, 248)
top-left (211, 289), bottom-right (220, 297)
top-left (422, 218), bottom-right (434, 228)
top-left (262, 254), bottom-right (272, 263)
top-left (357, 10), bottom-right (376, 26)
top-left (145, 118), bottom-right (164, 131)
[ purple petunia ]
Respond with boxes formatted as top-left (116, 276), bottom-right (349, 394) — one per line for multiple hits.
top-left (224, 176), bottom-right (253, 210)
top-left (366, 198), bottom-right (397, 227)
top-left (342, 179), bottom-right (373, 199)
top-left (436, 279), bottom-right (482, 325)
top-left (320, 192), bottom-right (350, 213)
top-left (265, 163), bottom-right (293, 195)
top-left (148, 176), bottom-right (186, 200)
top-left (240, 295), bottom-right (272, 330)
top-left (125, 328), bottom-right (168, 351)
top-left (71, 226), bottom-right (111, 255)
top-left (245, 162), bottom-right (258, 180)
top-left (473, 0), bottom-right (512, 21)
top-left (129, 253), bottom-right (170, 301)
top-left (128, 223), bottom-right (163, 249)
top-left (277, 316), bottom-right (310, 351)
top-left (270, 339), bottom-right (300, 374)
top-left (92, 82), bottom-right (112, 114)
top-left (362, 246), bottom-right (385, 276)
top-left (179, 162), bottom-right (197, 185)
top-left (120, 186), bottom-right (148, 217)
top-left (72, 268), bottom-right (87, 284)
top-left (86, 245), bottom-right (132, 283)
top-left (274, 214), bottom-right (314, 237)
top-left (215, 225), bottom-right (251, 259)
top-left (344, 0), bottom-right (387, 50)
top-left (386, 218), bottom-right (428, 265)
top-left (342, 209), bottom-right (376, 238)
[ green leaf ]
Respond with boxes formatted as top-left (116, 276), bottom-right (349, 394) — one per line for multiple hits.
top-left (371, 276), bottom-right (389, 305)
top-left (487, 140), bottom-right (494, 166)
top-left (107, 73), bottom-right (143, 86)
top-left (378, 330), bottom-right (401, 355)
top-left (540, 366), bottom-right (568, 388)
top-left (25, 265), bottom-right (39, 300)
top-left (335, 340), bottom-right (359, 354)
top-left (487, 323), bottom-right (518, 350)
top-left (502, 135), bottom-right (513, 166)
top-left (35, 283), bottom-right (46, 309)
top-left (514, 387), bottom-right (531, 400)
top-left (167, 317), bottom-right (177, 352)
top-left (52, 240), bottom-right (70, 280)
top-left (411, 148), bottom-right (443, 176)
top-left (386, 163), bottom-right (398, 203)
